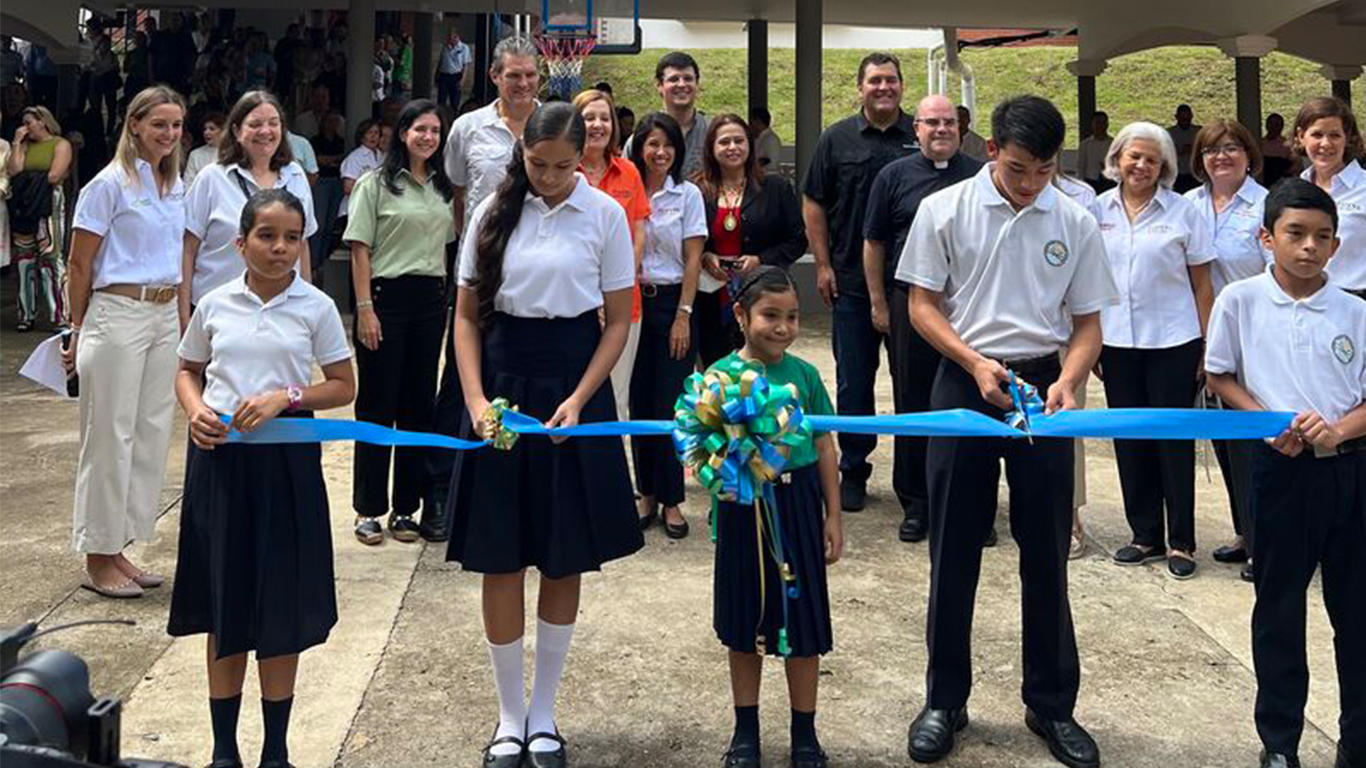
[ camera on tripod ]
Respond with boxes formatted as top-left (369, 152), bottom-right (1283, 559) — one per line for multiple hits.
top-left (1, 620), bottom-right (188, 768)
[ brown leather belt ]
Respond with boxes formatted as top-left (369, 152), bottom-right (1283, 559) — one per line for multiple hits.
top-left (98, 284), bottom-right (178, 304)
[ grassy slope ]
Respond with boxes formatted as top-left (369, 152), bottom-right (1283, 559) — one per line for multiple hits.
top-left (582, 46), bottom-right (1365, 148)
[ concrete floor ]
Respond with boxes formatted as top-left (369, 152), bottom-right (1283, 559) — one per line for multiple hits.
top-left (0, 285), bottom-right (1348, 768)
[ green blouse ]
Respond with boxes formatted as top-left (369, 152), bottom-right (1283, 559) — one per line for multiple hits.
top-left (342, 169), bottom-right (455, 279)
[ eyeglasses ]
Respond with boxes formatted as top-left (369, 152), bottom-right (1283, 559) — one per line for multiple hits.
top-left (1201, 143), bottom-right (1246, 158)
top-left (916, 118), bottom-right (959, 130)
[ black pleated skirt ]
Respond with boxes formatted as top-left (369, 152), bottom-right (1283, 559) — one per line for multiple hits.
top-left (168, 414), bottom-right (337, 659)
top-left (714, 464), bottom-right (833, 658)
top-left (445, 311), bottom-right (643, 578)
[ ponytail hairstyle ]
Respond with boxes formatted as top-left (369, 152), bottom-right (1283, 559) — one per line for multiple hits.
top-left (114, 85), bottom-right (187, 194)
top-left (472, 102), bottom-right (586, 324)
top-left (733, 264), bottom-right (797, 312)
top-left (380, 98), bottom-right (453, 200)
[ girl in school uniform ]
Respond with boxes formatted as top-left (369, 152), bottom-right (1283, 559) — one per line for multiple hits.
top-left (62, 86), bottom-right (186, 598)
top-left (447, 101), bottom-right (643, 768)
top-left (168, 188), bottom-right (355, 768)
top-left (344, 99), bottom-right (455, 546)
top-left (627, 111), bottom-right (706, 537)
top-left (709, 266), bottom-right (842, 768)
top-left (1095, 121), bottom-right (1215, 581)
top-left (181, 90), bottom-right (318, 328)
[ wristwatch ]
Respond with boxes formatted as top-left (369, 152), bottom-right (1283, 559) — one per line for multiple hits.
top-left (677, 304), bottom-right (693, 315)
top-left (286, 385), bottom-right (304, 410)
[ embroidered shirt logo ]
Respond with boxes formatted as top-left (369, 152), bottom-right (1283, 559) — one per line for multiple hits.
top-left (1043, 240), bottom-right (1069, 267)
top-left (1333, 334), bottom-right (1356, 365)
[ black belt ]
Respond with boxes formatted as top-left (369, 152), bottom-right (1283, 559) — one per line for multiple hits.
top-left (640, 282), bottom-right (682, 298)
top-left (999, 354), bottom-right (1060, 376)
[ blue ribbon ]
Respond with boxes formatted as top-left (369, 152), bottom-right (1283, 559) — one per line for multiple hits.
top-left (223, 408), bottom-right (1294, 448)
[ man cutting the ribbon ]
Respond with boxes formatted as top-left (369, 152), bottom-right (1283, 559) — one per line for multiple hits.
top-left (895, 95), bottom-right (1119, 768)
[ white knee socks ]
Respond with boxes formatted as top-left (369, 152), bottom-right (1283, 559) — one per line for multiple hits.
top-left (487, 637), bottom-right (526, 757)
top-left (527, 618), bottom-right (575, 753)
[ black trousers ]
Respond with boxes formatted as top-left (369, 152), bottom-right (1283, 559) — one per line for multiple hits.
top-left (924, 356), bottom-right (1080, 719)
top-left (1249, 445), bottom-right (1366, 758)
top-left (630, 285), bottom-right (693, 506)
top-left (695, 289), bottom-right (742, 369)
top-left (888, 282), bottom-right (940, 519)
top-left (1213, 435), bottom-right (1255, 545)
top-left (1100, 340), bottom-right (1203, 552)
top-left (353, 275), bottom-right (446, 517)
top-left (832, 292), bottom-right (891, 485)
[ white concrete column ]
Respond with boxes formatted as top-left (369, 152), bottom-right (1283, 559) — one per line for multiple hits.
top-left (1218, 35), bottom-right (1276, 133)
top-left (347, 0), bottom-right (377, 145)
top-left (1066, 59), bottom-right (1107, 142)
top-left (1320, 64), bottom-right (1362, 105)
top-left (794, 0), bottom-right (822, 188)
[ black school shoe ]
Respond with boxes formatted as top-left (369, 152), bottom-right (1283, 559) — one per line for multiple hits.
top-left (839, 478), bottom-right (866, 512)
top-left (525, 730), bottom-right (566, 768)
top-left (483, 732), bottom-right (526, 768)
top-left (791, 744), bottom-right (828, 768)
top-left (1260, 750), bottom-right (1301, 768)
top-left (388, 514), bottom-right (421, 543)
top-left (1212, 543), bottom-right (1248, 563)
top-left (722, 741), bottom-right (761, 768)
top-left (907, 706), bottom-right (968, 763)
top-left (1167, 553), bottom-right (1198, 580)
top-left (1113, 544), bottom-right (1166, 566)
top-left (418, 498), bottom-right (449, 542)
top-left (354, 516), bottom-right (384, 546)
top-left (1024, 709), bottom-right (1099, 768)
top-left (900, 511), bottom-right (928, 543)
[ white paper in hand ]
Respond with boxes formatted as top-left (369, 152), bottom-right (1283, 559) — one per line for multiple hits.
top-left (19, 333), bottom-right (76, 399)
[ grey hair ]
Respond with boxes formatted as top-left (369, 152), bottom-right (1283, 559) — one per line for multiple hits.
top-left (1103, 121), bottom-right (1179, 188)
top-left (491, 35), bottom-right (538, 74)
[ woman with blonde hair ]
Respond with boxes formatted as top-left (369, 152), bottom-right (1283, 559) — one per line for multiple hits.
top-left (60, 85), bottom-right (188, 597)
top-left (7, 104), bottom-right (73, 330)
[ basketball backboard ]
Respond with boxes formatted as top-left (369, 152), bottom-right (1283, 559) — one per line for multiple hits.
top-left (540, 0), bottom-right (641, 54)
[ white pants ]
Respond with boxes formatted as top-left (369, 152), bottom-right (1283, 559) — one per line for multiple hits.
top-left (609, 320), bottom-right (642, 421)
top-left (72, 291), bottom-right (179, 554)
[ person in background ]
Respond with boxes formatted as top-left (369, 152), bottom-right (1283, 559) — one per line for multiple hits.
top-left (293, 83), bottom-right (331, 140)
top-left (391, 34), bottom-right (413, 100)
top-left (7, 105), bottom-right (73, 331)
top-left (123, 31), bottom-right (150, 108)
top-left (285, 124), bottom-right (318, 187)
top-left (1168, 103), bottom-right (1202, 193)
top-left (338, 118), bottom-right (383, 221)
top-left (803, 51), bottom-right (915, 512)
top-left (1294, 96), bottom-right (1366, 300)
top-left (86, 30), bottom-right (122, 135)
top-left (627, 112), bottom-right (705, 536)
top-left (62, 86), bottom-right (186, 598)
top-left (1260, 112), bottom-right (1300, 188)
top-left (308, 112), bottom-right (347, 281)
top-left (1096, 121), bottom-right (1214, 581)
top-left (616, 106), bottom-right (635, 152)
top-left (344, 99), bottom-right (454, 547)
top-left (437, 27), bottom-right (472, 110)
top-left (0, 132), bottom-right (10, 269)
top-left (0, 36), bottom-right (23, 87)
top-left (1078, 111), bottom-right (1113, 193)
top-left (653, 51), bottom-right (709, 176)
top-left (749, 106), bottom-right (781, 169)
top-left (183, 111), bottom-right (224, 186)
top-left (1185, 119), bottom-right (1268, 583)
top-left (956, 105), bottom-right (988, 162)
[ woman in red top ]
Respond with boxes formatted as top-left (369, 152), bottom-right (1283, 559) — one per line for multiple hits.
top-left (574, 89), bottom-right (649, 420)
top-left (693, 114), bottom-right (807, 367)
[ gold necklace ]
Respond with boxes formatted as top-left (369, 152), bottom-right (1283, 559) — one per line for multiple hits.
top-left (720, 182), bottom-right (744, 231)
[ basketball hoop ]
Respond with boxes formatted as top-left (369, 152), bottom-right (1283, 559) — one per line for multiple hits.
top-left (535, 33), bottom-right (597, 99)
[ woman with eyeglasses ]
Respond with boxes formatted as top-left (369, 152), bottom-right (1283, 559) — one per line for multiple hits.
top-left (1184, 119), bottom-right (1269, 583)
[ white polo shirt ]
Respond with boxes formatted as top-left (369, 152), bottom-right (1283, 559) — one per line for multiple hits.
top-left (458, 175), bottom-right (635, 319)
top-left (1056, 175), bottom-right (1097, 214)
top-left (897, 163), bottom-right (1119, 360)
top-left (1095, 186), bottom-right (1214, 348)
top-left (184, 162), bottom-right (319, 306)
top-left (445, 99), bottom-right (538, 235)
top-left (339, 146), bottom-right (383, 216)
top-left (72, 158), bottom-right (185, 290)
top-left (1206, 267), bottom-right (1366, 423)
top-left (1184, 176), bottom-right (1270, 294)
top-left (1302, 161), bottom-right (1366, 291)
top-left (179, 272), bottom-right (352, 414)
top-left (641, 177), bottom-right (708, 285)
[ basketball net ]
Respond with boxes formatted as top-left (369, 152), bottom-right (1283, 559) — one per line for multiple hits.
top-left (535, 33), bottom-right (597, 99)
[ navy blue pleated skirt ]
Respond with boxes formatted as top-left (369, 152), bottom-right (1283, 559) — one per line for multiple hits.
top-left (168, 413), bottom-right (337, 659)
top-left (714, 464), bottom-right (833, 658)
top-left (445, 311), bottom-right (643, 578)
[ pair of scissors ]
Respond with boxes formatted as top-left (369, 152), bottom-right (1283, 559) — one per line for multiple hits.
top-left (1007, 369), bottom-right (1034, 444)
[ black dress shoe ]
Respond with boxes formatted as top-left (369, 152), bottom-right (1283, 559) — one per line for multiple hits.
top-left (1260, 750), bottom-right (1301, 768)
top-left (1113, 544), bottom-right (1165, 566)
top-left (839, 479), bottom-right (866, 512)
top-left (900, 511), bottom-right (927, 543)
top-left (525, 730), bottom-right (566, 768)
top-left (418, 501), bottom-right (449, 542)
top-left (1241, 563), bottom-right (1255, 583)
top-left (483, 733), bottom-right (526, 768)
top-left (1212, 543), bottom-right (1248, 563)
top-left (1024, 709), bottom-right (1099, 768)
top-left (907, 706), bottom-right (968, 763)
top-left (791, 744), bottom-right (828, 768)
top-left (663, 509), bottom-right (690, 539)
top-left (722, 741), bottom-right (761, 768)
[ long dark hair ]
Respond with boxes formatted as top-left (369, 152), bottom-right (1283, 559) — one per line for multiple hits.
top-left (217, 90), bottom-right (294, 170)
top-left (693, 113), bottom-right (765, 202)
top-left (472, 102), bottom-right (586, 323)
top-left (380, 99), bottom-right (453, 200)
top-left (629, 112), bottom-right (686, 184)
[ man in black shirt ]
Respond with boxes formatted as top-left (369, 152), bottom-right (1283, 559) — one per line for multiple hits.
top-left (803, 52), bottom-right (917, 512)
top-left (863, 94), bottom-right (982, 542)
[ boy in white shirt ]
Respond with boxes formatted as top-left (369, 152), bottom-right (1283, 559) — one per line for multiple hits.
top-left (1205, 178), bottom-right (1366, 768)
